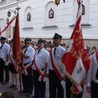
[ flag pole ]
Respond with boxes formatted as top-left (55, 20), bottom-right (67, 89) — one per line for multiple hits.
top-left (71, 84), bottom-right (74, 98)
top-left (19, 73), bottom-right (22, 95)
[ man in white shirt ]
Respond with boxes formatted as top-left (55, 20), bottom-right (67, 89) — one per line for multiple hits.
top-left (32, 39), bottom-right (49, 98)
top-left (49, 33), bottom-right (65, 98)
top-left (0, 36), bottom-right (10, 85)
top-left (21, 38), bottom-right (35, 97)
top-left (86, 52), bottom-right (98, 98)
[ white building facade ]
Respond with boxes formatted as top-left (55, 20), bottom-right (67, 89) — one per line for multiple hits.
top-left (0, 0), bottom-right (98, 47)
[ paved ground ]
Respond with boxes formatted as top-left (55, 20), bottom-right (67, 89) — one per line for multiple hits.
top-left (0, 75), bottom-right (91, 98)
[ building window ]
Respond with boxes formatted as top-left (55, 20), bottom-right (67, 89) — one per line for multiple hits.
top-left (72, 0), bottom-right (89, 24)
top-left (6, 18), bottom-right (9, 24)
top-left (49, 8), bottom-right (54, 19)
top-left (24, 6), bottom-right (33, 28)
top-left (45, 1), bottom-right (56, 26)
top-left (82, 4), bottom-right (85, 15)
top-left (27, 12), bottom-right (31, 21)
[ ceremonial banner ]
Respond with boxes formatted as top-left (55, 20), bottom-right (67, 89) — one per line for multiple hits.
top-left (13, 14), bottom-right (24, 73)
top-left (61, 1), bottom-right (90, 93)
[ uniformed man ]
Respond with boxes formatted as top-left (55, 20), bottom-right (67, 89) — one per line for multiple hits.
top-left (49, 33), bottom-right (65, 98)
top-left (0, 36), bottom-right (10, 85)
top-left (21, 38), bottom-right (35, 97)
top-left (86, 51), bottom-right (98, 98)
top-left (32, 39), bottom-right (50, 98)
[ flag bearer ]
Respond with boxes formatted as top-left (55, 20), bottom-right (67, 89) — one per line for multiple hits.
top-left (49, 33), bottom-right (65, 98)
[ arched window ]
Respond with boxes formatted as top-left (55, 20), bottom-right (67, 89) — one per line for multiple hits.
top-left (49, 8), bottom-right (54, 19)
top-left (45, 1), bottom-right (57, 27)
top-left (82, 4), bottom-right (85, 15)
top-left (24, 6), bottom-right (33, 28)
top-left (72, 0), bottom-right (89, 24)
top-left (6, 18), bottom-right (9, 24)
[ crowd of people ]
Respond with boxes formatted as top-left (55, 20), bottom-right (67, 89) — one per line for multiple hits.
top-left (0, 33), bottom-right (98, 98)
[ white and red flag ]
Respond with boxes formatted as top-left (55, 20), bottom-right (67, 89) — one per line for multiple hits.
top-left (61, 1), bottom-right (90, 93)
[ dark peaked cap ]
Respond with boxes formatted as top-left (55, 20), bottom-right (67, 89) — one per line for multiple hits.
top-left (37, 39), bottom-right (45, 43)
top-left (0, 36), bottom-right (6, 40)
top-left (25, 38), bottom-right (31, 42)
top-left (52, 33), bottom-right (62, 39)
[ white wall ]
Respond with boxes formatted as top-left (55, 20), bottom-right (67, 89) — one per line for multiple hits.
top-left (0, 0), bottom-right (98, 40)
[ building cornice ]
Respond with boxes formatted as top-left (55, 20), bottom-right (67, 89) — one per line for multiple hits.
top-left (0, 0), bottom-right (28, 10)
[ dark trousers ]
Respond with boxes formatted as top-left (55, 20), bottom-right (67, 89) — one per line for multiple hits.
top-left (49, 70), bottom-right (64, 98)
top-left (0, 59), bottom-right (4, 82)
top-left (33, 70), bottom-right (46, 98)
top-left (0, 59), bottom-right (9, 82)
top-left (91, 81), bottom-right (98, 98)
top-left (4, 66), bottom-right (9, 82)
top-left (66, 77), bottom-right (83, 98)
top-left (22, 67), bottom-right (33, 93)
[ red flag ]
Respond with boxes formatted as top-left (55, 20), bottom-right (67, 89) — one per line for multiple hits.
top-left (61, 2), bottom-right (90, 93)
top-left (13, 14), bottom-right (24, 73)
top-left (1, 17), bottom-right (16, 34)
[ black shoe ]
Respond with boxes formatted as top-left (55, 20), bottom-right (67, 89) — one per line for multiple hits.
top-left (19, 90), bottom-right (28, 93)
top-left (9, 84), bottom-right (15, 88)
top-left (0, 82), bottom-right (3, 85)
top-left (13, 85), bottom-right (19, 90)
top-left (26, 92), bottom-right (32, 97)
top-left (31, 95), bottom-right (36, 98)
top-left (2, 81), bottom-right (9, 85)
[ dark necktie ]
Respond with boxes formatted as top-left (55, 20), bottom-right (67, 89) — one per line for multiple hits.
top-left (54, 47), bottom-right (56, 57)
top-left (37, 50), bottom-right (40, 55)
top-left (96, 68), bottom-right (98, 80)
top-left (0, 44), bottom-right (3, 49)
top-left (24, 48), bottom-right (27, 54)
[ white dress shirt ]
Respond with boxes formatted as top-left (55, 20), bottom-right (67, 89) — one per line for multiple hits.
top-left (0, 42), bottom-right (10, 62)
top-left (49, 45), bottom-right (65, 76)
top-left (87, 53), bottom-right (98, 87)
top-left (32, 48), bottom-right (50, 70)
top-left (23, 46), bottom-right (35, 64)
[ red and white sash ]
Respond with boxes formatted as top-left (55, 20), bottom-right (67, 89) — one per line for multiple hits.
top-left (34, 53), bottom-right (44, 81)
top-left (9, 48), bottom-right (32, 74)
top-left (25, 62), bottom-right (32, 70)
top-left (50, 50), bottom-right (62, 79)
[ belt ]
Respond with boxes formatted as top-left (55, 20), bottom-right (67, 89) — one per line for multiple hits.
top-left (33, 68), bottom-right (44, 71)
top-left (0, 58), bottom-right (3, 60)
top-left (24, 62), bottom-right (30, 66)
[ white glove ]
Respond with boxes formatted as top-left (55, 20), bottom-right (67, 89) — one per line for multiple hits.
top-left (5, 61), bottom-right (9, 66)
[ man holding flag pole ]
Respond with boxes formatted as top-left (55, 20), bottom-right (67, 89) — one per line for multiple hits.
top-left (60, 0), bottom-right (90, 98)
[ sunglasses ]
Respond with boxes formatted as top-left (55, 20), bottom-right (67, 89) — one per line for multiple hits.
top-left (25, 42), bottom-right (30, 44)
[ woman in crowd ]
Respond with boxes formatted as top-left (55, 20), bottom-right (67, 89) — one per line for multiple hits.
top-left (8, 39), bottom-right (18, 90)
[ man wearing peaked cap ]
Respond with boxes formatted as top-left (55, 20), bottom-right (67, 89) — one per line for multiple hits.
top-left (52, 33), bottom-right (62, 39)
top-left (32, 38), bottom-right (50, 98)
top-left (0, 36), bottom-right (6, 40)
top-left (37, 39), bottom-right (45, 43)
top-left (0, 36), bottom-right (10, 85)
top-left (49, 33), bottom-right (65, 98)
top-left (24, 38), bottom-right (31, 42)
top-left (21, 37), bottom-right (35, 97)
